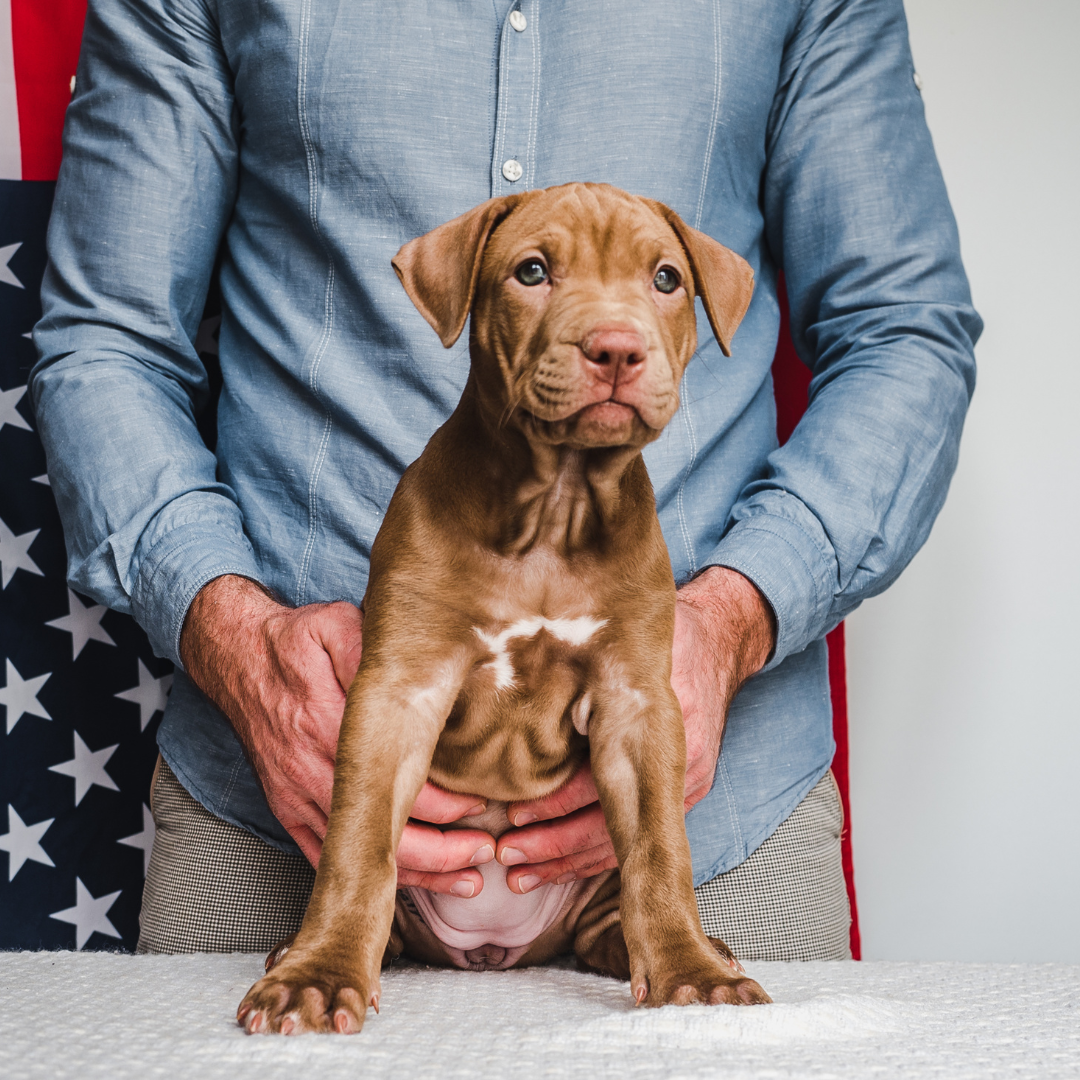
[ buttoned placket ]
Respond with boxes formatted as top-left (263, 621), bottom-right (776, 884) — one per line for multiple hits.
top-left (490, 2), bottom-right (540, 196)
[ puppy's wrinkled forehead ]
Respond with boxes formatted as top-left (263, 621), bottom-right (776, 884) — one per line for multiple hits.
top-left (391, 181), bottom-right (753, 359)
top-left (480, 186), bottom-right (690, 287)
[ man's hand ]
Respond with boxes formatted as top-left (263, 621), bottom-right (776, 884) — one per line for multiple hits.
top-left (497, 566), bottom-right (776, 894)
top-left (179, 574), bottom-right (496, 896)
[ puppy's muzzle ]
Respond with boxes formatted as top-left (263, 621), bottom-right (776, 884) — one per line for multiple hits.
top-left (575, 324), bottom-right (652, 418)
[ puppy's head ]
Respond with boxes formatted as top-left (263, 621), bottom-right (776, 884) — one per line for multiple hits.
top-left (393, 183), bottom-right (753, 450)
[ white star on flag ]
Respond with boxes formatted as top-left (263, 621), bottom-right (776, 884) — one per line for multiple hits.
top-left (49, 731), bottom-right (120, 806)
top-left (0, 805), bottom-right (55, 881)
top-left (0, 657), bottom-right (52, 734)
top-left (0, 242), bottom-right (25, 289)
top-left (49, 878), bottom-right (122, 950)
top-left (46, 588), bottom-right (117, 660)
top-left (31, 474), bottom-right (50, 486)
top-left (118, 803), bottom-right (156, 876)
top-left (0, 515), bottom-right (44, 589)
top-left (0, 383), bottom-right (32, 432)
top-left (115, 660), bottom-right (173, 731)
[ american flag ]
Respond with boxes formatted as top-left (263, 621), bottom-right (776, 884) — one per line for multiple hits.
top-left (0, 0), bottom-right (859, 956)
top-left (1, 0), bottom-right (173, 951)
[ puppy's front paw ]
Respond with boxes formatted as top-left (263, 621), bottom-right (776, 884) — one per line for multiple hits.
top-left (636, 943), bottom-right (771, 1007)
top-left (237, 955), bottom-right (379, 1035)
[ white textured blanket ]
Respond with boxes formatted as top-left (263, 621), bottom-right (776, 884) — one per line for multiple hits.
top-left (1, 953), bottom-right (1077, 1079)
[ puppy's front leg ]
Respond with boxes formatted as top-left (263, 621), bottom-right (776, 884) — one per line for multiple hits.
top-left (238, 645), bottom-right (468, 1034)
top-left (589, 680), bottom-right (770, 1007)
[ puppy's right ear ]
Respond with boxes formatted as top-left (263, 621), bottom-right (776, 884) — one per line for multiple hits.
top-left (393, 194), bottom-right (524, 348)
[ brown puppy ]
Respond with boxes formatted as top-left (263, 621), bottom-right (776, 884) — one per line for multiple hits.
top-left (237, 183), bottom-right (769, 1035)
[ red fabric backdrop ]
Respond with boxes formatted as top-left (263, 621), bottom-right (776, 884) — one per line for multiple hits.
top-left (10, 0), bottom-right (87, 181)
top-left (771, 277), bottom-right (861, 958)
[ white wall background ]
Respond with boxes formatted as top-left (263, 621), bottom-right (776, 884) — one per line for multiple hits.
top-left (846, 0), bottom-right (1080, 961)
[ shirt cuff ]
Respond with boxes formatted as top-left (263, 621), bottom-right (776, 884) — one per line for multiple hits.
top-left (129, 491), bottom-right (264, 668)
top-left (703, 504), bottom-right (837, 669)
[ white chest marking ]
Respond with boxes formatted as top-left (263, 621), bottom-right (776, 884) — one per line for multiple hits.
top-left (473, 616), bottom-right (607, 690)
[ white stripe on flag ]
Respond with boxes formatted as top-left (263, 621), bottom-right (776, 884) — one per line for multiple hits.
top-left (0, 0), bottom-right (21, 181)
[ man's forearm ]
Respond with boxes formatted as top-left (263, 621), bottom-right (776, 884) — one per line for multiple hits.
top-left (677, 566), bottom-right (776, 699)
top-left (180, 574), bottom-right (283, 710)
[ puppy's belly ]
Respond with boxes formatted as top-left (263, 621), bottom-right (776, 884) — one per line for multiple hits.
top-left (401, 800), bottom-right (584, 970)
top-left (407, 864), bottom-right (575, 958)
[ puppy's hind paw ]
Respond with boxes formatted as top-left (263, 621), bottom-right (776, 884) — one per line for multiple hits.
top-left (707, 935), bottom-right (746, 974)
top-left (264, 932), bottom-right (297, 974)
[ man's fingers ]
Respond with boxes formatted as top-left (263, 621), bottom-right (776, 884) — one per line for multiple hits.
top-left (270, 751), bottom-right (336, 820)
top-left (310, 601), bottom-right (365, 692)
top-left (505, 844), bottom-right (619, 893)
top-left (505, 762), bottom-right (599, 826)
top-left (397, 820), bottom-right (496, 875)
top-left (397, 867), bottom-right (486, 898)
top-left (495, 802), bottom-right (608, 867)
top-left (683, 766), bottom-right (717, 813)
top-left (411, 781), bottom-right (487, 825)
top-left (274, 794), bottom-right (328, 846)
top-left (303, 760), bottom-right (336, 820)
top-left (286, 821), bottom-right (325, 869)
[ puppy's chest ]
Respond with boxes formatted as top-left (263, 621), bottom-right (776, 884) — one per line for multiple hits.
top-left (470, 614), bottom-right (605, 698)
top-left (430, 612), bottom-right (609, 793)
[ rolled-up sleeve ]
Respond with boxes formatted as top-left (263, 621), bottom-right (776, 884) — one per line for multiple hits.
top-left (30, 0), bottom-right (262, 667)
top-left (709, 0), bottom-right (982, 668)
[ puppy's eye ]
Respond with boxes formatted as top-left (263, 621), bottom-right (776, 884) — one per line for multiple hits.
top-left (515, 260), bottom-right (548, 287)
top-left (653, 267), bottom-right (680, 294)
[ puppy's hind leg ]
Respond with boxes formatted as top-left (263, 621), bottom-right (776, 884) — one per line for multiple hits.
top-left (572, 871), bottom-right (629, 979)
top-left (572, 872), bottom-right (748, 981)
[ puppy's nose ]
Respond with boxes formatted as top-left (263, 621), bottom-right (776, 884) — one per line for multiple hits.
top-left (581, 328), bottom-right (647, 384)
top-left (465, 944), bottom-right (507, 967)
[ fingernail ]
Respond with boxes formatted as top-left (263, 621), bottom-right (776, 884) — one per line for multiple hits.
top-left (450, 879), bottom-right (475, 898)
top-left (556, 871), bottom-right (576, 884)
top-left (470, 844), bottom-right (494, 866)
top-left (517, 874), bottom-right (542, 893)
top-left (513, 812), bottom-right (538, 826)
top-left (500, 847), bottom-right (528, 866)
top-left (465, 802), bottom-right (487, 817)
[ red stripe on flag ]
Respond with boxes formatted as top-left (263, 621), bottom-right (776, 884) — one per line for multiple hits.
top-left (11, 0), bottom-right (87, 181)
top-left (771, 275), bottom-right (862, 958)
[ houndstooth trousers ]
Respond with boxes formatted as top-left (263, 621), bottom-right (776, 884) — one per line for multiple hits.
top-left (137, 759), bottom-right (851, 961)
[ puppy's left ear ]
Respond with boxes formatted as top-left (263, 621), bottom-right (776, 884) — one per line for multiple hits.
top-left (649, 203), bottom-right (755, 357)
top-left (393, 194), bottom-right (524, 349)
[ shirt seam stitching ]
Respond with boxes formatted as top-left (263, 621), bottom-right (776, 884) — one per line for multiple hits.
top-left (693, 0), bottom-right (723, 229)
top-left (675, 393), bottom-right (699, 576)
top-left (526, 2), bottom-right (541, 190)
top-left (717, 753), bottom-right (745, 859)
top-left (492, 15), bottom-right (511, 195)
top-left (295, 0), bottom-right (336, 606)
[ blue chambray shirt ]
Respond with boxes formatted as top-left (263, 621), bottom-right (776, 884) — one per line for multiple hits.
top-left (31, 0), bottom-right (980, 884)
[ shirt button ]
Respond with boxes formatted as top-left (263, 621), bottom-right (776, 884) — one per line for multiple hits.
top-left (502, 159), bottom-right (523, 183)
top-left (509, 10), bottom-right (527, 31)
top-left (913, 71), bottom-right (924, 91)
